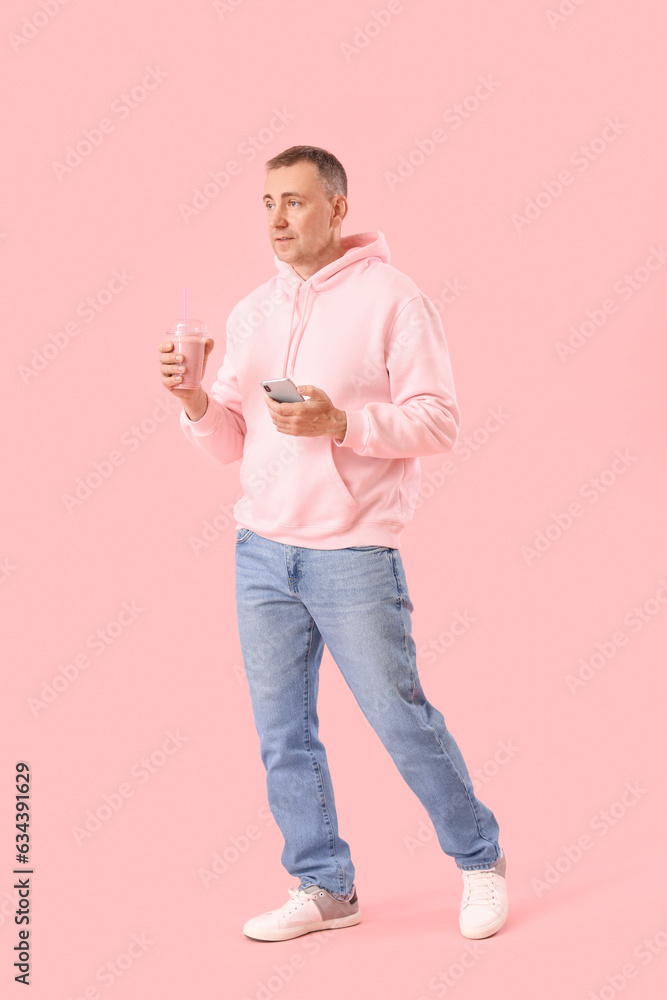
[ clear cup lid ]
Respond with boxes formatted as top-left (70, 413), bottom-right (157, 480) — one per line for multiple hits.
top-left (168, 319), bottom-right (208, 334)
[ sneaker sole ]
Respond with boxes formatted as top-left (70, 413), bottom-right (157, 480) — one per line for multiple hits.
top-left (243, 911), bottom-right (361, 942)
top-left (459, 909), bottom-right (508, 940)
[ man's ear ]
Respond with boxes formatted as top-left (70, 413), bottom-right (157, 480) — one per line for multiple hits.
top-left (332, 195), bottom-right (348, 223)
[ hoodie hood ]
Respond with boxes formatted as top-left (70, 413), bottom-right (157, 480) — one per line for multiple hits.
top-left (273, 230), bottom-right (390, 291)
top-left (272, 230), bottom-right (391, 377)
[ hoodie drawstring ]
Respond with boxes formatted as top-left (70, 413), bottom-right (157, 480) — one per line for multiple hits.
top-left (283, 282), bottom-right (315, 379)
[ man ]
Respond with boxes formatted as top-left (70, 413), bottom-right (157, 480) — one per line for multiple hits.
top-left (158, 145), bottom-right (507, 941)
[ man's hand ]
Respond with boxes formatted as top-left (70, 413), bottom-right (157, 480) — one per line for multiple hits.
top-left (158, 338), bottom-right (215, 422)
top-left (265, 384), bottom-right (347, 441)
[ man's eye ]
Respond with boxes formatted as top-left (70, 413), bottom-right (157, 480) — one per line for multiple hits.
top-left (289, 200), bottom-right (299, 207)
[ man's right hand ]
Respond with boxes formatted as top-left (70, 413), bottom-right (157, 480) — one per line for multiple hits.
top-left (158, 338), bottom-right (215, 421)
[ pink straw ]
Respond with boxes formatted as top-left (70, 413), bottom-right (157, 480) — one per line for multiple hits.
top-left (183, 287), bottom-right (186, 324)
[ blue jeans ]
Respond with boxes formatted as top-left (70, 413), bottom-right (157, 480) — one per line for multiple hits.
top-left (234, 529), bottom-right (502, 899)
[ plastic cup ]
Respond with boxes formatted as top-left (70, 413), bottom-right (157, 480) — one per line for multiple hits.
top-left (167, 319), bottom-right (208, 389)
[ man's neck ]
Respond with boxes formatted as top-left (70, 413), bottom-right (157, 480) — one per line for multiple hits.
top-left (293, 243), bottom-right (346, 281)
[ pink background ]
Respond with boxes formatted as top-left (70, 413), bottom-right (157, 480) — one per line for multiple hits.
top-left (3, 1), bottom-right (666, 997)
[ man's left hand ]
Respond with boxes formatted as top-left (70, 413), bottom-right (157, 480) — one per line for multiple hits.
top-left (265, 384), bottom-right (347, 441)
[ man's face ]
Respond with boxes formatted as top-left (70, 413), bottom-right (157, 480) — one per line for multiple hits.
top-left (263, 161), bottom-right (346, 279)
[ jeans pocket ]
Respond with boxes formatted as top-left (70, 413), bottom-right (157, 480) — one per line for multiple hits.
top-left (235, 528), bottom-right (254, 544)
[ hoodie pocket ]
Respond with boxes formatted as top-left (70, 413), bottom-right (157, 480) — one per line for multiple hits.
top-left (240, 435), bottom-right (358, 528)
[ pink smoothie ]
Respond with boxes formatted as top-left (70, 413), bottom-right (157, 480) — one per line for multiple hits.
top-left (174, 334), bottom-right (206, 389)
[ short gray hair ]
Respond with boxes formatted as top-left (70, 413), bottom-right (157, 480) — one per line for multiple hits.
top-left (265, 145), bottom-right (347, 200)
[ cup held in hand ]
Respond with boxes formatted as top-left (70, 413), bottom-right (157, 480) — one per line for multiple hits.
top-left (168, 319), bottom-right (208, 389)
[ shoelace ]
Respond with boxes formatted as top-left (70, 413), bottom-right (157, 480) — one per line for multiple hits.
top-left (461, 869), bottom-right (499, 907)
top-left (274, 887), bottom-right (320, 917)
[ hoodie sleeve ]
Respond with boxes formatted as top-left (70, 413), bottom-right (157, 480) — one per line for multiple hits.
top-left (179, 331), bottom-right (246, 465)
top-left (334, 294), bottom-right (460, 459)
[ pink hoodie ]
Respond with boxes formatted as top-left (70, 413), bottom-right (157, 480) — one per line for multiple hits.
top-left (180, 230), bottom-right (460, 548)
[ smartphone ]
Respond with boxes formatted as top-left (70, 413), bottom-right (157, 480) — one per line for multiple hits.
top-left (261, 378), bottom-right (305, 403)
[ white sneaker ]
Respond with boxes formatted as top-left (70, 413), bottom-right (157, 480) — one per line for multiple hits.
top-left (243, 884), bottom-right (361, 942)
top-left (459, 854), bottom-right (508, 939)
